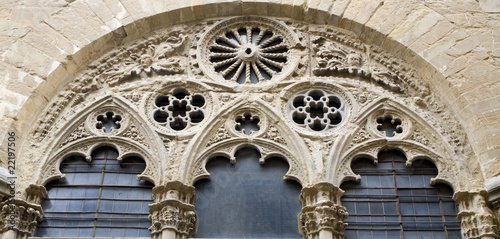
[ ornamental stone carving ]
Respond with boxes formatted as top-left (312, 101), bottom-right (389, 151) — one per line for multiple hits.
top-left (299, 182), bottom-right (348, 239)
top-left (196, 16), bottom-right (304, 84)
top-left (287, 89), bottom-right (346, 132)
top-left (0, 199), bottom-right (42, 238)
top-left (61, 122), bottom-right (90, 146)
top-left (11, 14), bottom-right (488, 239)
top-left (454, 191), bottom-right (498, 239)
top-left (149, 181), bottom-right (197, 239)
top-left (0, 184), bottom-right (46, 239)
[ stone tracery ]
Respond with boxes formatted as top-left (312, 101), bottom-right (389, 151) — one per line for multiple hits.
top-left (5, 15), bottom-right (493, 239)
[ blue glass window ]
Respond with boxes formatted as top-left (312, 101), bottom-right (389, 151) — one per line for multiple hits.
top-left (341, 150), bottom-right (461, 239)
top-left (194, 148), bottom-right (302, 238)
top-left (35, 147), bottom-right (153, 237)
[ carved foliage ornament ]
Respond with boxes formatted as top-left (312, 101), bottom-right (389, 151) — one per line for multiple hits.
top-left (149, 182), bottom-right (197, 237)
top-left (0, 199), bottom-right (43, 235)
top-left (454, 191), bottom-right (498, 239)
top-left (262, 125), bottom-right (286, 145)
top-left (71, 31), bottom-right (187, 94)
top-left (299, 183), bottom-right (347, 237)
top-left (31, 17), bottom-right (468, 157)
top-left (62, 122), bottom-right (90, 146)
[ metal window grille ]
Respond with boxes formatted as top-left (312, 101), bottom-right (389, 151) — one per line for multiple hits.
top-left (35, 147), bottom-right (154, 238)
top-left (341, 150), bottom-right (461, 239)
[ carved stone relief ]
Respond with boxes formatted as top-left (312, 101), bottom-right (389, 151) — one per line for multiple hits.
top-left (454, 191), bottom-right (498, 239)
top-left (309, 27), bottom-right (469, 154)
top-left (11, 15), bottom-right (489, 239)
top-left (195, 16), bottom-right (306, 84)
top-left (149, 182), bottom-right (197, 238)
top-left (299, 182), bottom-right (348, 239)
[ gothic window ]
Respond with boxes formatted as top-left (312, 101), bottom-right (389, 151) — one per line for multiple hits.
top-left (341, 150), bottom-right (461, 239)
top-left (35, 147), bottom-right (153, 237)
top-left (194, 148), bottom-right (302, 238)
top-left (18, 14), bottom-right (480, 239)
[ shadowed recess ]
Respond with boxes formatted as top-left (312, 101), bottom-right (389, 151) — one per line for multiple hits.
top-left (194, 148), bottom-right (302, 238)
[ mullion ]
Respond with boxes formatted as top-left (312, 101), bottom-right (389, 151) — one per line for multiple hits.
top-left (92, 149), bottom-right (108, 237)
top-left (439, 187), bottom-right (450, 239)
top-left (391, 154), bottom-right (405, 239)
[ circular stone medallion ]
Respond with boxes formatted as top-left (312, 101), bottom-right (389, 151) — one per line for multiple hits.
top-left (198, 17), bottom-right (300, 84)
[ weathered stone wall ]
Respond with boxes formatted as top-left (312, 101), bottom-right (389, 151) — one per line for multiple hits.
top-left (0, 0), bottom-right (499, 212)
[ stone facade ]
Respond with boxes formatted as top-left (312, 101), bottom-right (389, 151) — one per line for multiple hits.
top-left (0, 0), bottom-right (498, 238)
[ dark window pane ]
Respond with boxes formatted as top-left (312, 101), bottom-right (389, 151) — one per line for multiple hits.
top-left (341, 150), bottom-right (460, 239)
top-left (194, 148), bottom-right (302, 238)
top-left (35, 147), bottom-right (153, 237)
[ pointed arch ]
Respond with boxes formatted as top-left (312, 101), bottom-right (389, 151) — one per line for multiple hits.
top-left (35, 95), bottom-right (163, 186)
top-left (180, 98), bottom-right (312, 186)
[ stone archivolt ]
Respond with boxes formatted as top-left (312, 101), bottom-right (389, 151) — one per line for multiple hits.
top-left (8, 16), bottom-right (494, 239)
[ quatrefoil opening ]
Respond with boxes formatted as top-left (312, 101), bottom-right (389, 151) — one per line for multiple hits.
top-left (235, 113), bottom-right (260, 135)
top-left (153, 88), bottom-right (206, 131)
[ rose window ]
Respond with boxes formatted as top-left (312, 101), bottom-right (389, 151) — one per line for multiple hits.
top-left (198, 17), bottom-right (299, 84)
top-left (208, 26), bottom-right (288, 84)
top-left (288, 89), bottom-right (346, 132)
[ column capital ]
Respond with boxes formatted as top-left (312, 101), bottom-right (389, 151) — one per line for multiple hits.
top-left (0, 183), bottom-right (47, 238)
top-left (298, 182), bottom-right (348, 239)
top-left (149, 181), bottom-right (197, 238)
top-left (0, 198), bottom-right (43, 237)
top-left (454, 190), bottom-right (498, 239)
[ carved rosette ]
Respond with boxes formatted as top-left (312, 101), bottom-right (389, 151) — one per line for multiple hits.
top-left (454, 191), bottom-right (499, 239)
top-left (298, 182), bottom-right (348, 239)
top-left (196, 16), bottom-right (302, 84)
top-left (149, 181), bottom-right (197, 238)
